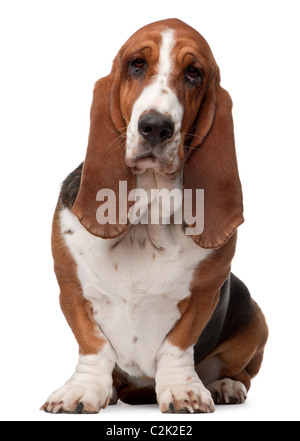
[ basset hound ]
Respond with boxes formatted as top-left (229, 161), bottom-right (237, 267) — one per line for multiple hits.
top-left (41, 19), bottom-right (268, 414)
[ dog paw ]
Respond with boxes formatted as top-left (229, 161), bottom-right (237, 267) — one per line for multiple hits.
top-left (157, 382), bottom-right (215, 414)
top-left (207, 378), bottom-right (247, 405)
top-left (40, 382), bottom-right (112, 414)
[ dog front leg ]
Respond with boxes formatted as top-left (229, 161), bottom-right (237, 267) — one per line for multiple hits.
top-left (41, 280), bottom-right (116, 414)
top-left (155, 340), bottom-right (215, 414)
top-left (155, 235), bottom-right (238, 414)
top-left (41, 344), bottom-right (116, 414)
top-left (41, 208), bottom-right (116, 414)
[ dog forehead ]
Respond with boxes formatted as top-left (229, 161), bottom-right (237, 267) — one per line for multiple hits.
top-left (127, 19), bottom-right (204, 42)
top-left (119, 19), bottom-right (214, 66)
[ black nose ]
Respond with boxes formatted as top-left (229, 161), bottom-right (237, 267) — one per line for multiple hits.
top-left (138, 112), bottom-right (175, 147)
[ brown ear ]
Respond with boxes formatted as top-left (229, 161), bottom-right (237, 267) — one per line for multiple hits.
top-left (72, 68), bottom-right (136, 238)
top-left (184, 83), bottom-right (244, 249)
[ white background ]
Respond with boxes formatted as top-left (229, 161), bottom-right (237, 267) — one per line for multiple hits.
top-left (0, 0), bottom-right (299, 421)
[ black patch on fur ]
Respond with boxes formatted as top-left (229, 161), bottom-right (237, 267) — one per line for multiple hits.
top-left (193, 277), bottom-right (230, 364)
top-left (193, 273), bottom-right (256, 364)
top-left (59, 163), bottom-right (83, 209)
top-left (220, 273), bottom-right (258, 341)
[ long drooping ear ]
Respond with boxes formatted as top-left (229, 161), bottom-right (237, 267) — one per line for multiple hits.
top-left (72, 67), bottom-right (136, 238)
top-left (184, 83), bottom-right (244, 249)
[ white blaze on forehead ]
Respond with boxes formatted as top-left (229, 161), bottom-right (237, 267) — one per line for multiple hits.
top-left (158, 29), bottom-right (175, 78)
top-left (127, 28), bottom-right (183, 153)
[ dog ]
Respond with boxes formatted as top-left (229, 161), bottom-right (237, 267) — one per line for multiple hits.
top-left (41, 19), bottom-right (268, 414)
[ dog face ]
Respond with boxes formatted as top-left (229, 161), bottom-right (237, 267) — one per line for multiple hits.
top-left (116, 22), bottom-right (218, 177)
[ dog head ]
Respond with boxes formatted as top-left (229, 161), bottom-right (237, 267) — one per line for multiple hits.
top-left (72, 19), bottom-right (244, 248)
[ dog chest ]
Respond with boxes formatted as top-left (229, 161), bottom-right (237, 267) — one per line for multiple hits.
top-left (59, 207), bottom-right (211, 377)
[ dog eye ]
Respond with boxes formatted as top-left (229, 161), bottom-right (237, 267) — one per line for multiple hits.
top-left (132, 58), bottom-right (145, 69)
top-left (130, 58), bottom-right (146, 77)
top-left (185, 66), bottom-right (203, 85)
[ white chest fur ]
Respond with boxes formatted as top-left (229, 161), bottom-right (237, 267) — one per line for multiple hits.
top-left (60, 208), bottom-right (211, 378)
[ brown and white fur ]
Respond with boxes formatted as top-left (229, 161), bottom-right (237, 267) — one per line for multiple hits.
top-left (41, 19), bottom-right (268, 414)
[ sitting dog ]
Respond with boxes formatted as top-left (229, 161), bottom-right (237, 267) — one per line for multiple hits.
top-left (41, 19), bottom-right (268, 414)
